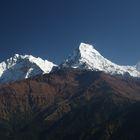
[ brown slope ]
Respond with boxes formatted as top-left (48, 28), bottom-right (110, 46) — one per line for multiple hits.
top-left (0, 68), bottom-right (139, 140)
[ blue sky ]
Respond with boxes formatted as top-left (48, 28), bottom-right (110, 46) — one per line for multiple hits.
top-left (0, 0), bottom-right (140, 65)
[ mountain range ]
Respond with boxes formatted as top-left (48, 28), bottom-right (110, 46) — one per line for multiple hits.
top-left (0, 43), bottom-right (140, 140)
top-left (0, 43), bottom-right (140, 84)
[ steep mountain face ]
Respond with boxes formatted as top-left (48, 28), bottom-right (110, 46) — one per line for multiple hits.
top-left (63, 43), bottom-right (140, 77)
top-left (0, 54), bottom-right (56, 83)
top-left (0, 43), bottom-right (139, 84)
top-left (0, 44), bottom-right (139, 140)
top-left (0, 68), bottom-right (140, 140)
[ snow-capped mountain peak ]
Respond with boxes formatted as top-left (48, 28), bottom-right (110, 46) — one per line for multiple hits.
top-left (0, 54), bottom-right (56, 83)
top-left (63, 43), bottom-right (140, 77)
top-left (64, 43), bottom-right (112, 70)
top-left (0, 43), bottom-right (139, 84)
top-left (79, 43), bottom-right (101, 57)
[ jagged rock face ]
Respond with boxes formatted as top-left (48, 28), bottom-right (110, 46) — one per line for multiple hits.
top-left (63, 43), bottom-right (140, 77)
top-left (0, 68), bottom-right (140, 140)
top-left (0, 54), bottom-right (56, 84)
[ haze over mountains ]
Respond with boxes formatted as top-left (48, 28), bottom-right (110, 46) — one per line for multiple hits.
top-left (0, 43), bottom-right (140, 84)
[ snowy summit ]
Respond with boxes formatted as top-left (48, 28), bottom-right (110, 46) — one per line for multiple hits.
top-left (0, 43), bottom-right (140, 84)
top-left (63, 43), bottom-right (140, 77)
top-left (0, 54), bottom-right (56, 83)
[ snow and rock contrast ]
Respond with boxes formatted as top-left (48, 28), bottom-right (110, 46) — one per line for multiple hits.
top-left (0, 54), bottom-right (56, 83)
top-left (63, 43), bottom-right (140, 77)
top-left (0, 43), bottom-right (139, 84)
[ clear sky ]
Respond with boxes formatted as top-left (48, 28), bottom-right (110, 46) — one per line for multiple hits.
top-left (0, 0), bottom-right (140, 65)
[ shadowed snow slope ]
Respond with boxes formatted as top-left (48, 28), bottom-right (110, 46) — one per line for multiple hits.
top-left (0, 54), bottom-right (56, 83)
top-left (63, 43), bottom-right (140, 77)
